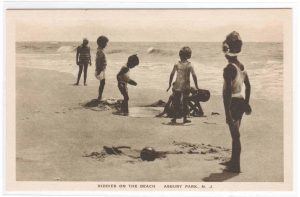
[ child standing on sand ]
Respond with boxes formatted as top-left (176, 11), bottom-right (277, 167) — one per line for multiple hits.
top-left (167, 46), bottom-right (199, 124)
top-left (222, 31), bottom-right (251, 173)
top-left (116, 55), bottom-right (139, 115)
top-left (95, 36), bottom-right (109, 101)
top-left (74, 38), bottom-right (91, 86)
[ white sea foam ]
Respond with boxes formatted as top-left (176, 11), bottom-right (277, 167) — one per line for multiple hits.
top-left (16, 41), bottom-right (284, 101)
top-left (57, 46), bottom-right (77, 53)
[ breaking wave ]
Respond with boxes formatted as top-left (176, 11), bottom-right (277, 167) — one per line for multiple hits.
top-left (57, 46), bottom-right (77, 53)
top-left (147, 47), bottom-right (174, 56)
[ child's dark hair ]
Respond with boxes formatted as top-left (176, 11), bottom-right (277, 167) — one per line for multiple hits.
top-left (127, 54), bottom-right (139, 66)
top-left (97, 36), bottom-right (109, 48)
top-left (82, 38), bottom-right (89, 45)
top-left (179, 46), bottom-right (192, 60)
top-left (222, 31), bottom-right (243, 54)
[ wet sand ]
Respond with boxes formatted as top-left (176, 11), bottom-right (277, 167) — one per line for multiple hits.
top-left (16, 67), bottom-right (283, 182)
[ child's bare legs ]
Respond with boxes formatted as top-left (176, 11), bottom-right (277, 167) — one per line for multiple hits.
top-left (226, 119), bottom-right (241, 172)
top-left (98, 79), bottom-right (105, 101)
top-left (118, 83), bottom-right (129, 114)
top-left (75, 64), bottom-right (84, 85)
top-left (83, 63), bottom-right (88, 85)
top-left (171, 91), bottom-right (181, 123)
top-left (182, 91), bottom-right (191, 123)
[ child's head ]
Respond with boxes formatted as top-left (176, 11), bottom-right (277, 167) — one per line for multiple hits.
top-left (97, 36), bottom-right (109, 49)
top-left (223, 31), bottom-right (242, 58)
top-left (179, 46), bottom-right (192, 60)
top-left (127, 54), bottom-right (139, 68)
top-left (82, 38), bottom-right (89, 46)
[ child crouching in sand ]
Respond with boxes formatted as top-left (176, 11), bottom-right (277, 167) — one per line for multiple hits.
top-left (116, 54), bottom-right (139, 115)
top-left (167, 46), bottom-right (199, 124)
top-left (156, 85), bottom-right (206, 118)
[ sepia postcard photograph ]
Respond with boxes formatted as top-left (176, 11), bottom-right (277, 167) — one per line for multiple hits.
top-left (4, 6), bottom-right (294, 193)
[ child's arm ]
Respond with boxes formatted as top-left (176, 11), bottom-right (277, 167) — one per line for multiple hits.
top-left (76, 47), bottom-right (80, 65)
top-left (244, 72), bottom-right (251, 104)
top-left (191, 66), bottom-right (199, 90)
top-left (222, 64), bottom-right (236, 126)
top-left (117, 67), bottom-right (137, 86)
top-left (96, 51), bottom-right (106, 75)
top-left (128, 79), bottom-right (137, 86)
top-left (88, 47), bottom-right (92, 66)
top-left (95, 51), bottom-right (100, 73)
top-left (167, 65), bottom-right (176, 91)
top-left (244, 72), bottom-right (251, 115)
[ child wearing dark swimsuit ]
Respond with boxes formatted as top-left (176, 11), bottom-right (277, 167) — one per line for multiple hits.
top-left (116, 55), bottom-right (139, 115)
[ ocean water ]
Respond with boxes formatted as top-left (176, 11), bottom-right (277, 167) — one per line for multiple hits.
top-left (16, 41), bottom-right (283, 101)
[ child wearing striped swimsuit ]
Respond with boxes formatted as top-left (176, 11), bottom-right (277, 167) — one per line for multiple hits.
top-left (74, 38), bottom-right (91, 86)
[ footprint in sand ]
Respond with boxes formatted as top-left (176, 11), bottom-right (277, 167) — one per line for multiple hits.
top-left (162, 122), bottom-right (193, 126)
top-left (54, 111), bottom-right (66, 114)
top-left (203, 121), bottom-right (217, 125)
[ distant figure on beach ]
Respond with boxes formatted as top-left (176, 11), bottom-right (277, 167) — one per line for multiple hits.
top-left (116, 54), bottom-right (139, 115)
top-left (74, 38), bottom-right (91, 86)
top-left (222, 31), bottom-right (251, 173)
top-left (167, 46), bottom-right (199, 124)
top-left (95, 36), bottom-right (109, 101)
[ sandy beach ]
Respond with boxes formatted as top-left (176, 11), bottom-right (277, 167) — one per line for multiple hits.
top-left (15, 67), bottom-right (283, 182)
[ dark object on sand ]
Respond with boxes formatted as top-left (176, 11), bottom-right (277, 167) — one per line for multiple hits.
top-left (189, 89), bottom-right (210, 102)
top-left (145, 100), bottom-right (167, 107)
top-left (83, 98), bottom-right (122, 111)
top-left (83, 99), bottom-right (99, 107)
top-left (103, 146), bottom-right (131, 155)
top-left (211, 112), bottom-right (220, 115)
top-left (103, 146), bottom-right (122, 155)
top-left (140, 147), bottom-right (157, 161)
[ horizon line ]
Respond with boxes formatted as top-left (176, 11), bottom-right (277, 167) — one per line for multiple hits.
top-left (16, 40), bottom-right (283, 43)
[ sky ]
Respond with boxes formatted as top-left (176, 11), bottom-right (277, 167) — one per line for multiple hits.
top-left (14, 9), bottom-right (290, 42)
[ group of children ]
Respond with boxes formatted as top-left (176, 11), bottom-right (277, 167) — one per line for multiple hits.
top-left (74, 36), bottom-right (139, 115)
top-left (74, 36), bottom-right (204, 119)
top-left (74, 32), bottom-right (252, 173)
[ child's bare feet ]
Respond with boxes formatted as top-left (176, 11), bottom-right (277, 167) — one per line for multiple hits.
top-left (223, 165), bottom-right (241, 173)
top-left (183, 118), bottom-right (191, 124)
top-left (219, 160), bottom-right (232, 166)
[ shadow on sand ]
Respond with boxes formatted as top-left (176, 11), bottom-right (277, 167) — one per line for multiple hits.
top-left (83, 99), bottom-right (99, 108)
top-left (202, 170), bottom-right (239, 182)
top-left (162, 122), bottom-right (193, 126)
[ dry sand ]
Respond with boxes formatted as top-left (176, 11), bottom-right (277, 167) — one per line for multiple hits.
top-left (16, 67), bottom-right (283, 182)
